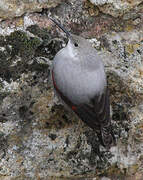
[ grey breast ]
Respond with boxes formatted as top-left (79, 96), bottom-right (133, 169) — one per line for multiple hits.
top-left (53, 47), bottom-right (106, 105)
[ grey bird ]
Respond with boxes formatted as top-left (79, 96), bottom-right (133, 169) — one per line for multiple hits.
top-left (50, 18), bottom-right (114, 149)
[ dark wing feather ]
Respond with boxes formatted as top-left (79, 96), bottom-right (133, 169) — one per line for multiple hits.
top-left (74, 88), bottom-right (113, 148)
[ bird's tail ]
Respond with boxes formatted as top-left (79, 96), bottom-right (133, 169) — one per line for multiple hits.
top-left (96, 126), bottom-right (115, 149)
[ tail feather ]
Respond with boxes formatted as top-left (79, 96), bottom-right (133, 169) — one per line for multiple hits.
top-left (74, 104), bottom-right (114, 148)
top-left (101, 127), bottom-right (114, 148)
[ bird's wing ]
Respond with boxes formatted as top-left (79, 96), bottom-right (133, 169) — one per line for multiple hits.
top-left (73, 88), bottom-right (114, 148)
top-left (75, 88), bottom-right (110, 130)
top-left (52, 70), bottom-right (113, 147)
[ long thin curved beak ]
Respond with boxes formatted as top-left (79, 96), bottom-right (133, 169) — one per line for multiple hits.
top-left (49, 17), bottom-right (71, 38)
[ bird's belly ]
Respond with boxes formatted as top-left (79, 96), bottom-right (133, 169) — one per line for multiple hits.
top-left (53, 65), bottom-right (106, 105)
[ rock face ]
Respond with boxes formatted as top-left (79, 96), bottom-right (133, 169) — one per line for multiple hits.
top-left (90, 0), bottom-right (143, 17)
top-left (0, 0), bottom-right (62, 20)
top-left (0, 0), bottom-right (143, 179)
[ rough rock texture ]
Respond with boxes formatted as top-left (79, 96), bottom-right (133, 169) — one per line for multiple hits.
top-left (0, 0), bottom-right (143, 179)
top-left (90, 0), bottom-right (143, 18)
top-left (0, 0), bottom-right (62, 20)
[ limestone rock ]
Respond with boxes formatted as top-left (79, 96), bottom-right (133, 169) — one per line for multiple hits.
top-left (0, 0), bottom-right (61, 20)
top-left (89, 0), bottom-right (143, 17)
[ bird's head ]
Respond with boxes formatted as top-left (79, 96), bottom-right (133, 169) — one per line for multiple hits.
top-left (50, 18), bottom-right (92, 50)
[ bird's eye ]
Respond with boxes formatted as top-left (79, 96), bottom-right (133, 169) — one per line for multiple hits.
top-left (74, 42), bottom-right (78, 47)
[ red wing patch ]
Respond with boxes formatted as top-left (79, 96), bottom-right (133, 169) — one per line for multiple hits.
top-left (72, 106), bottom-right (77, 111)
